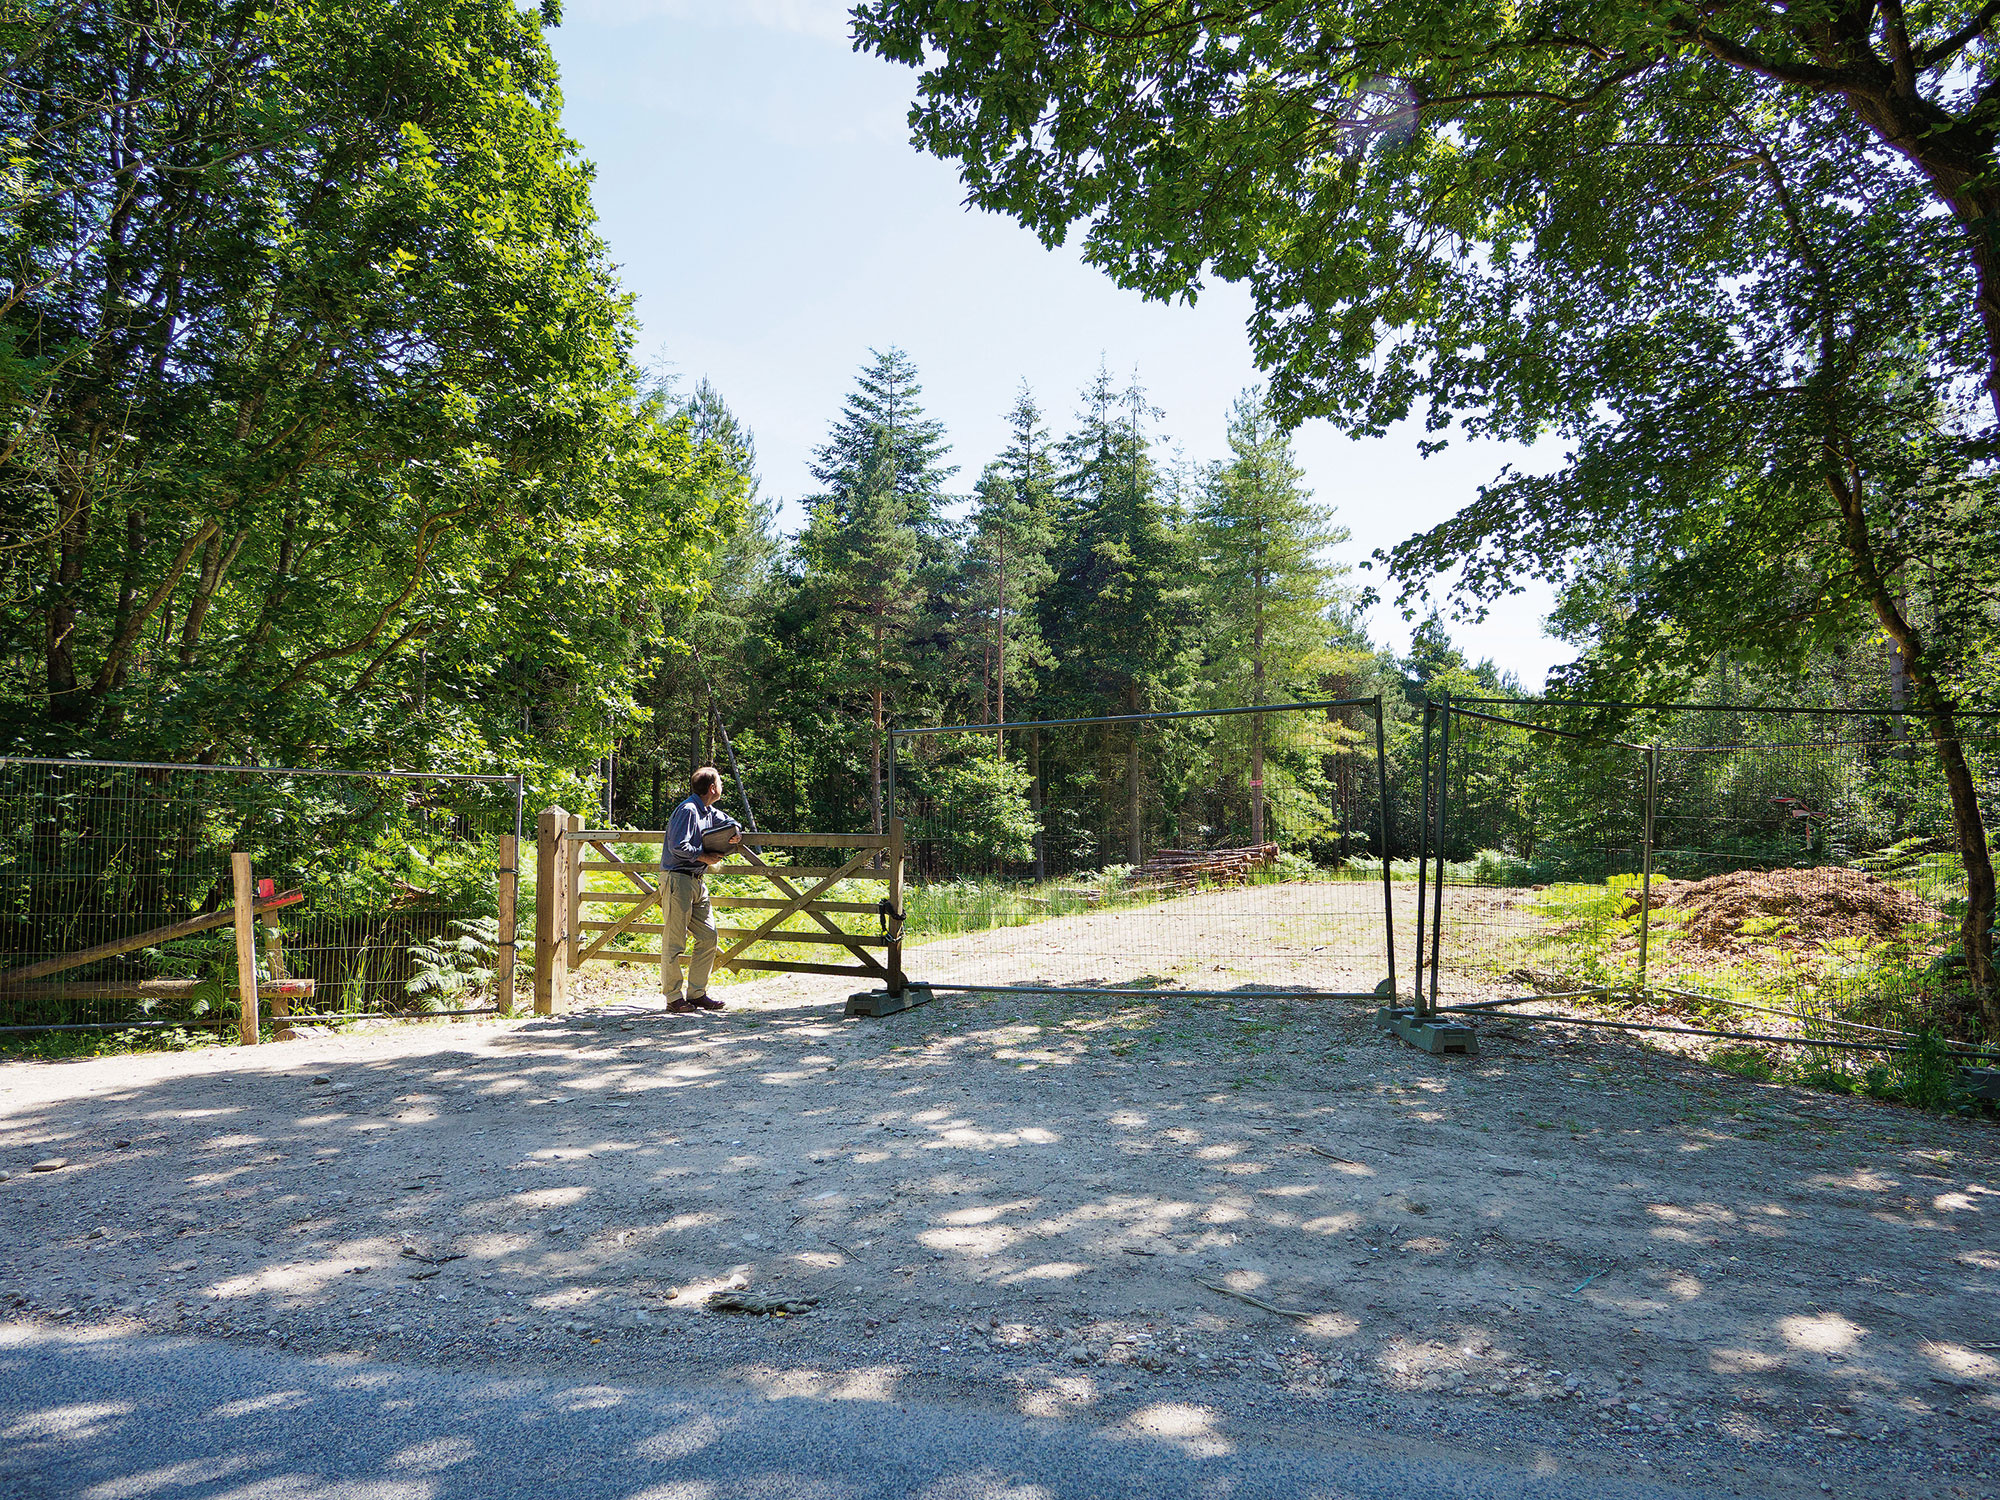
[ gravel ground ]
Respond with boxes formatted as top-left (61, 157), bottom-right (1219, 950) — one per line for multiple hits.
top-left (1, 981), bottom-right (1993, 1499)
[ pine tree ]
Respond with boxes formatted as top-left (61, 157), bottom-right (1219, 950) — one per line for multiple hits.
top-left (962, 383), bottom-right (1056, 745)
top-left (795, 348), bottom-right (956, 829)
top-left (1195, 388), bottom-right (1350, 843)
top-left (1044, 362), bottom-right (1193, 864)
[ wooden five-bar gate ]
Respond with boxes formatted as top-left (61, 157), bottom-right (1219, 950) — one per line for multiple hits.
top-left (530, 807), bottom-right (910, 1014)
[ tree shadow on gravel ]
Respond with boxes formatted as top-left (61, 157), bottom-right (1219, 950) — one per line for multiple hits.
top-left (0, 991), bottom-right (1993, 1494)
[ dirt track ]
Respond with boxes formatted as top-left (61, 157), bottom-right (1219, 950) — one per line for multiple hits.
top-left (2, 955), bottom-right (1994, 1498)
top-left (688, 876), bottom-right (1537, 1001)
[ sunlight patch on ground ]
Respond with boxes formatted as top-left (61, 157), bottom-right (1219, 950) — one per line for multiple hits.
top-left (940, 1199), bottom-right (1039, 1227)
top-left (1810, 1168), bottom-right (1900, 1194)
top-left (1708, 1347), bottom-right (1783, 1373)
top-left (1013, 1374), bottom-right (1096, 1418)
top-left (1921, 1341), bottom-right (1999, 1381)
top-left (4, 1401), bottom-right (135, 1441)
top-left (920, 1226), bottom-right (1013, 1256)
top-left (1301, 1212), bottom-right (1363, 1234)
top-left (1120, 1402), bottom-right (1233, 1458)
top-left (663, 1268), bottom-right (751, 1308)
top-left (999, 1262), bottom-right (1090, 1283)
top-left (208, 1248), bottom-right (399, 1301)
top-left (1779, 1312), bottom-right (1865, 1355)
top-left (459, 1232), bottom-right (533, 1257)
top-left (210, 1390), bottom-right (310, 1417)
top-left (385, 1436), bottom-right (478, 1472)
top-left (1299, 1311), bottom-right (1359, 1338)
top-left (81, 1454), bottom-right (263, 1499)
top-left (632, 1413), bottom-right (729, 1460)
top-left (491, 1186), bottom-right (593, 1216)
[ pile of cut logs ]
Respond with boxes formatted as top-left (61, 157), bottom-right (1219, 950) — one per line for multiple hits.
top-left (1126, 843), bottom-right (1280, 894)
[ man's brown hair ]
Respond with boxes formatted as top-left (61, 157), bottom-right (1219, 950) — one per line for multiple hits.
top-left (691, 766), bottom-right (721, 798)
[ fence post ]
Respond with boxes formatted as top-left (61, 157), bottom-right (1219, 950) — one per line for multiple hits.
top-left (1427, 696), bottom-right (1451, 1017)
top-left (1374, 695), bottom-right (1396, 1001)
top-left (887, 815), bottom-right (906, 996)
top-left (885, 730), bottom-right (897, 826)
top-left (1637, 745), bottom-right (1657, 998)
top-left (534, 806), bottom-right (568, 1016)
top-left (495, 832), bottom-right (518, 1017)
top-left (258, 883), bottom-right (289, 1023)
top-left (230, 853), bottom-right (259, 1046)
top-left (1413, 702), bottom-right (1432, 1007)
top-left (566, 810), bottom-right (586, 970)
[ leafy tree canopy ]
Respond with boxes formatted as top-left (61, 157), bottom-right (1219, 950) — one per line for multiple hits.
top-left (0, 0), bottom-right (743, 776)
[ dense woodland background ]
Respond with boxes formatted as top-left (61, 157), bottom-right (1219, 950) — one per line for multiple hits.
top-left (3, 1), bottom-right (1997, 1027)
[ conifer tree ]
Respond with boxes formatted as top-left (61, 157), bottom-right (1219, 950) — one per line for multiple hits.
top-left (1044, 363), bottom-right (1192, 864)
top-left (963, 384), bottom-right (1056, 745)
top-left (1195, 389), bottom-right (1349, 843)
top-left (795, 348), bottom-right (955, 829)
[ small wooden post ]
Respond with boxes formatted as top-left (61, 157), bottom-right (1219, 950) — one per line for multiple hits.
top-left (566, 809), bottom-right (586, 970)
top-left (495, 832), bottom-right (518, 1017)
top-left (230, 853), bottom-right (260, 1046)
top-left (260, 902), bottom-right (289, 1020)
top-left (886, 816), bottom-right (906, 996)
top-left (534, 806), bottom-right (568, 1016)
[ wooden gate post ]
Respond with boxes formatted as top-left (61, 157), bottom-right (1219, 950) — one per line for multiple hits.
top-left (887, 815), bottom-right (906, 996)
top-left (842, 817), bottom-right (930, 1017)
top-left (566, 810), bottom-right (586, 970)
top-left (495, 832), bottom-right (518, 1016)
top-left (534, 806), bottom-right (569, 1016)
top-left (230, 853), bottom-right (260, 1046)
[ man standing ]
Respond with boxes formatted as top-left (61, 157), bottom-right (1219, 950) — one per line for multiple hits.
top-left (660, 765), bottom-right (741, 1013)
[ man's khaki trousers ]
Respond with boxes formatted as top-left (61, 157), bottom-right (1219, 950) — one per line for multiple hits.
top-left (659, 870), bottom-right (718, 1000)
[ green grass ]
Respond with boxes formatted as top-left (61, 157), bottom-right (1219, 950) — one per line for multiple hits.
top-left (0, 1026), bottom-right (229, 1060)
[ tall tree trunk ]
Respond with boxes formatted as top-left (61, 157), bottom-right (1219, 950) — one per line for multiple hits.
top-left (1126, 682), bottom-right (1142, 867)
top-left (45, 492), bottom-right (89, 721)
top-left (1827, 451), bottom-right (1997, 1030)
top-left (1251, 580), bottom-right (1266, 845)
top-left (1098, 724), bottom-right (1113, 864)
top-left (981, 607), bottom-right (992, 726)
top-left (871, 618), bottom-right (885, 833)
top-left (995, 532), bottom-right (1007, 756)
top-left (1029, 728), bottom-right (1045, 880)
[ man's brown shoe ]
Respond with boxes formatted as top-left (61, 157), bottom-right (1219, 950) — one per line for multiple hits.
top-left (690, 995), bottom-right (724, 1011)
top-left (666, 998), bottom-right (697, 1014)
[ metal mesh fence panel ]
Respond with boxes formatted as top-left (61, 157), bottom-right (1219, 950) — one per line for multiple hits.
top-left (0, 760), bottom-right (521, 1033)
top-left (1418, 702), bottom-right (2000, 1048)
top-left (1646, 719), bottom-right (1999, 1033)
top-left (888, 699), bottom-right (1397, 997)
top-left (1417, 703), bottom-right (1647, 1008)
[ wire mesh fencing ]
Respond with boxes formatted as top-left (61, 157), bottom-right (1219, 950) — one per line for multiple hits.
top-left (1411, 701), bottom-right (2000, 1059)
top-left (1412, 702), bottom-right (1648, 1009)
top-left (886, 699), bottom-right (1399, 997)
top-left (0, 759), bottom-right (522, 1035)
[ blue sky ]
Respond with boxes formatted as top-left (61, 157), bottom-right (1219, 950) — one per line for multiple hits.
top-left (551, 0), bottom-right (1571, 687)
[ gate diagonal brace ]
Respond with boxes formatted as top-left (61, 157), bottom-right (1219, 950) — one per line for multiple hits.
top-left (1376, 1005), bottom-right (1479, 1056)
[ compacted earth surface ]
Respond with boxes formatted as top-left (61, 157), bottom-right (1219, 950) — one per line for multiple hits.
top-left (1, 978), bottom-right (1993, 1497)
